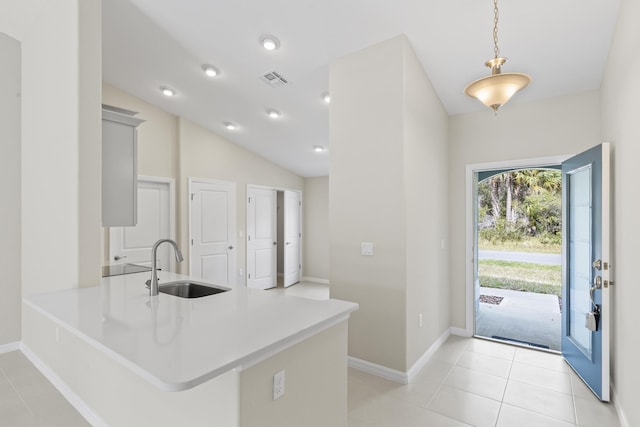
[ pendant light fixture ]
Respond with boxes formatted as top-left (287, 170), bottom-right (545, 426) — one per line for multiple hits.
top-left (464, 0), bottom-right (531, 113)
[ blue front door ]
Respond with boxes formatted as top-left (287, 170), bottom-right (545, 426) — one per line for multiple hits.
top-left (561, 143), bottom-right (611, 401)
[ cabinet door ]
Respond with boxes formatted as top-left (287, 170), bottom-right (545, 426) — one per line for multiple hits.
top-left (102, 116), bottom-right (138, 227)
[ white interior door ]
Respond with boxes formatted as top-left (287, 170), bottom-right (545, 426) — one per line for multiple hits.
top-left (109, 177), bottom-right (173, 270)
top-left (247, 187), bottom-right (277, 289)
top-left (283, 190), bottom-right (301, 287)
top-left (190, 179), bottom-right (237, 286)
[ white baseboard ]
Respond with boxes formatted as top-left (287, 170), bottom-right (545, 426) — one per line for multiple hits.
top-left (611, 381), bottom-right (630, 427)
top-left (406, 329), bottom-right (450, 382)
top-left (0, 341), bottom-right (20, 354)
top-left (348, 328), bottom-right (452, 385)
top-left (302, 276), bottom-right (329, 285)
top-left (450, 327), bottom-right (472, 337)
top-left (20, 343), bottom-right (108, 427)
top-left (348, 356), bottom-right (408, 384)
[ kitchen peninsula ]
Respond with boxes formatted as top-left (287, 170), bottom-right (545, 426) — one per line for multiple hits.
top-left (23, 272), bottom-right (357, 427)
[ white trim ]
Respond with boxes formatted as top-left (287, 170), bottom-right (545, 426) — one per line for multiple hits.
top-left (406, 329), bottom-right (450, 382)
top-left (450, 327), bottom-right (472, 337)
top-left (349, 328), bottom-right (451, 385)
top-left (612, 381), bottom-right (630, 427)
top-left (464, 155), bottom-right (571, 337)
top-left (302, 276), bottom-right (329, 284)
top-left (600, 143), bottom-right (611, 401)
top-left (139, 175), bottom-right (176, 271)
top-left (20, 343), bottom-right (107, 427)
top-left (0, 341), bottom-right (20, 354)
top-left (348, 356), bottom-right (408, 384)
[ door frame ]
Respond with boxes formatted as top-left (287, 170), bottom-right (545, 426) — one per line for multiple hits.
top-left (462, 155), bottom-right (570, 337)
top-left (108, 175), bottom-right (176, 270)
top-left (246, 184), bottom-right (303, 287)
top-left (188, 177), bottom-right (237, 284)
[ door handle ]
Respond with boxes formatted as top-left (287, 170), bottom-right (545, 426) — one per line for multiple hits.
top-left (286, 241), bottom-right (291, 245)
top-left (114, 255), bottom-right (127, 261)
top-left (592, 259), bottom-right (602, 270)
top-left (592, 275), bottom-right (602, 289)
top-left (228, 245), bottom-right (234, 250)
top-left (273, 242), bottom-right (277, 246)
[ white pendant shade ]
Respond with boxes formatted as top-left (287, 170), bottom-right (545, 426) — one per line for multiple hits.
top-left (464, 72), bottom-right (532, 112)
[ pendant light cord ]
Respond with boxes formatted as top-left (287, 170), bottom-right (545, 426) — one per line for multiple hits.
top-left (493, 0), bottom-right (500, 59)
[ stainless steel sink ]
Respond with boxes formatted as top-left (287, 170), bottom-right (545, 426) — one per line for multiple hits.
top-left (158, 281), bottom-right (228, 298)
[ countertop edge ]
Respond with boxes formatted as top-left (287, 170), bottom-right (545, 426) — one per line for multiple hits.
top-left (23, 295), bottom-right (358, 392)
top-left (23, 298), bottom-right (185, 391)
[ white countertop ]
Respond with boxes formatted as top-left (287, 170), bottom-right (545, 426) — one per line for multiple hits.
top-left (24, 272), bottom-right (358, 392)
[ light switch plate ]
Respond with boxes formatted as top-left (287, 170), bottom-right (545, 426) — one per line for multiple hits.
top-left (361, 242), bottom-right (374, 256)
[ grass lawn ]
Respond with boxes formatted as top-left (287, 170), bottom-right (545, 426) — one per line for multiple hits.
top-left (479, 237), bottom-right (561, 254)
top-left (479, 259), bottom-right (561, 297)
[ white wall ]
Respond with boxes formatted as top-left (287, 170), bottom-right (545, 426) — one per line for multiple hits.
top-left (330, 36), bottom-right (407, 371)
top-left (447, 91), bottom-right (601, 330)
top-left (0, 32), bottom-right (21, 345)
top-left (8, 0), bottom-right (103, 302)
top-left (303, 177), bottom-right (330, 281)
top-left (600, 0), bottom-right (640, 424)
top-left (238, 322), bottom-right (348, 427)
top-left (178, 118), bottom-right (304, 280)
top-left (330, 35), bottom-right (449, 372)
top-left (402, 39), bottom-right (450, 367)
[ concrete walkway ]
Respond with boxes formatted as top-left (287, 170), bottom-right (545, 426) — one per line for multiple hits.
top-left (476, 287), bottom-right (561, 351)
top-left (478, 250), bottom-right (561, 265)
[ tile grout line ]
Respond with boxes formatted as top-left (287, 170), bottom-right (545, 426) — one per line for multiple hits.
top-left (493, 347), bottom-right (517, 427)
top-left (421, 342), bottom-right (468, 410)
top-left (569, 372), bottom-right (581, 427)
top-left (1, 365), bottom-right (37, 418)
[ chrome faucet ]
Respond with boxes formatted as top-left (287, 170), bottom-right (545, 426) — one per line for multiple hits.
top-left (149, 239), bottom-right (184, 296)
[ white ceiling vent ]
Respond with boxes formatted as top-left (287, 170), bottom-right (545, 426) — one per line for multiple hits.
top-left (260, 71), bottom-right (289, 88)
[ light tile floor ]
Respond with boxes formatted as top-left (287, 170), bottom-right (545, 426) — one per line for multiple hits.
top-left (348, 336), bottom-right (621, 427)
top-left (0, 350), bottom-right (88, 427)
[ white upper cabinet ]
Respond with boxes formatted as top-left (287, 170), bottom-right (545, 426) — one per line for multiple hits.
top-left (102, 105), bottom-right (145, 227)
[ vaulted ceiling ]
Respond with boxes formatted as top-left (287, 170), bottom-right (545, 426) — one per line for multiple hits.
top-left (103, 0), bottom-right (620, 177)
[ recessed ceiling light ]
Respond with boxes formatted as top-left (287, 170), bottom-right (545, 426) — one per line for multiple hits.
top-left (267, 109), bottom-right (281, 119)
top-left (313, 145), bottom-right (324, 152)
top-left (202, 64), bottom-right (219, 77)
top-left (160, 86), bottom-right (176, 97)
top-left (260, 35), bottom-right (280, 51)
top-left (321, 91), bottom-right (331, 104)
top-left (224, 121), bottom-right (237, 130)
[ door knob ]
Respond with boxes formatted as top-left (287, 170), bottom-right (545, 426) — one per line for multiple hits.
top-left (592, 259), bottom-right (602, 270)
top-left (273, 242), bottom-right (277, 246)
top-left (286, 241), bottom-right (291, 245)
top-left (114, 255), bottom-right (127, 261)
top-left (228, 245), bottom-right (234, 250)
top-left (592, 275), bottom-right (602, 289)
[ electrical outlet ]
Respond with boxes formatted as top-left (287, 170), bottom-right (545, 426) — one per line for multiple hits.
top-left (273, 369), bottom-right (285, 400)
top-left (418, 314), bottom-right (423, 328)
